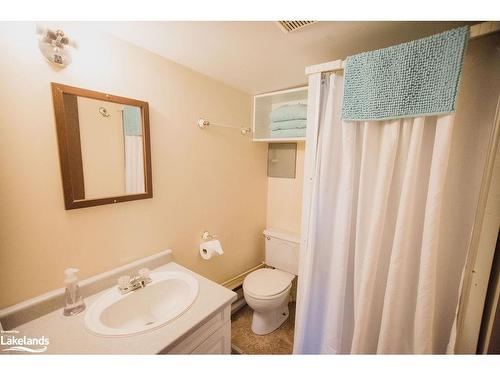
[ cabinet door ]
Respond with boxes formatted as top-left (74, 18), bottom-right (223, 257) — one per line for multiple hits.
top-left (165, 306), bottom-right (230, 354)
top-left (191, 322), bottom-right (231, 354)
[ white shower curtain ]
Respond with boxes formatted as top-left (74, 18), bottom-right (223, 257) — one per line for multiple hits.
top-left (125, 135), bottom-right (145, 194)
top-left (294, 73), bottom-right (460, 354)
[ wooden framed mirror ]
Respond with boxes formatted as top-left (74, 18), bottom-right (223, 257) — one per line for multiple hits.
top-left (51, 83), bottom-right (153, 209)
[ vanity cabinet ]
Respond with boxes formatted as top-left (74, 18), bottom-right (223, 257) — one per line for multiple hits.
top-left (163, 305), bottom-right (231, 354)
top-left (1, 255), bottom-right (236, 355)
top-left (190, 322), bottom-right (231, 354)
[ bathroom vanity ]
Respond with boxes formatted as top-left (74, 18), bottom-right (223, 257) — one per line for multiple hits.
top-left (0, 251), bottom-right (236, 354)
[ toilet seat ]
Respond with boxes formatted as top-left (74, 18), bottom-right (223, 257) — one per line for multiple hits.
top-left (243, 268), bottom-right (294, 299)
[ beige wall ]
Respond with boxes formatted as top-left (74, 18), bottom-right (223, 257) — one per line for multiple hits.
top-left (266, 143), bottom-right (304, 234)
top-left (0, 22), bottom-right (268, 309)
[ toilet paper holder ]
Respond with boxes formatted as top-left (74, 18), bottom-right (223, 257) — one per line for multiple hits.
top-left (201, 231), bottom-right (217, 241)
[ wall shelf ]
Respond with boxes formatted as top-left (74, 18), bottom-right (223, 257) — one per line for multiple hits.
top-left (253, 137), bottom-right (305, 143)
top-left (252, 86), bottom-right (308, 142)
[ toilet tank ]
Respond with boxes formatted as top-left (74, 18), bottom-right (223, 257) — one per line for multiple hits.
top-left (263, 228), bottom-right (300, 275)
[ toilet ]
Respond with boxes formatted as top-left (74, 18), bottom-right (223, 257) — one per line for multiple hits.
top-left (243, 228), bottom-right (299, 335)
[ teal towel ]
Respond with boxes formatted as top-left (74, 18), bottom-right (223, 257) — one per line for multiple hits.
top-left (342, 26), bottom-right (469, 121)
top-left (270, 128), bottom-right (306, 138)
top-left (270, 104), bottom-right (307, 122)
top-left (270, 119), bottom-right (307, 131)
top-left (123, 105), bottom-right (142, 136)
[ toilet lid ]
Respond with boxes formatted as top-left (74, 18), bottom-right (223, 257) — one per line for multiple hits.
top-left (243, 268), bottom-right (294, 297)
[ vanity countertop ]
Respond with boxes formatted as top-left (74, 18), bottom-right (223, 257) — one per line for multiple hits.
top-left (9, 262), bottom-right (236, 354)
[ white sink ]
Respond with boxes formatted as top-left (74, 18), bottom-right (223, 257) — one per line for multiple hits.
top-left (84, 271), bottom-right (199, 337)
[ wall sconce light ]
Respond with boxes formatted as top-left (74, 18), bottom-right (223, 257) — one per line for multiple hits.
top-left (36, 25), bottom-right (78, 67)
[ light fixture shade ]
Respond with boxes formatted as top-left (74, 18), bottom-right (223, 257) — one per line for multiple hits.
top-left (38, 39), bottom-right (72, 67)
top-left (36, 26), bottom-right (76, 68)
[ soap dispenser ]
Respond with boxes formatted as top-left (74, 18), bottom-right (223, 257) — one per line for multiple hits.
top-left (63, 268), bottom-right (86, 316)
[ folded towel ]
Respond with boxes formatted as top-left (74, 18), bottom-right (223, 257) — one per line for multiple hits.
top-left (123, 105), bottom-right (142, 136)
top-left (270, 128), bottom-right (306, 138)
top-left (270, 103), bottom-right (307, 122)
top-left (270, 119), bottom-right (307, 131)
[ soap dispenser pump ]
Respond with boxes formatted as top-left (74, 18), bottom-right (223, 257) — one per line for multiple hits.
top-left (63, 268), bottom-right (86, 316)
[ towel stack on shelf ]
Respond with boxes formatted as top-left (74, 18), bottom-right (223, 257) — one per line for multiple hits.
top-left (269, 103), bottom-right (307, 138)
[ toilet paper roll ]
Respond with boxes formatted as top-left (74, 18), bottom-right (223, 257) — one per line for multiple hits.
top-left (199, 239), bottom-right (224, 260)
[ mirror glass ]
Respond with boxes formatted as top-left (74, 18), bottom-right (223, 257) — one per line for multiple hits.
top-left (52, 83), bottom-right (152, 209)
top-left (75, 97), bottom-right (145, 199)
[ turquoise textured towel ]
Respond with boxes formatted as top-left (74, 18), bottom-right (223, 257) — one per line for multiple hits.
top-left (342, 26), bottom-right (469, 121)
top-left (123, 105), bottom-right (142, 136)
top-left (270, 119), bottom-right (307, 131)
top-left (270, 104), bottom-right (307, 122)
top-left (270, 128), bottom-right (306, 138)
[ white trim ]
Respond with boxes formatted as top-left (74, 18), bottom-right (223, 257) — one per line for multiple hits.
top-left (299, 73), bottom-right (323, 253)
top-left (221, 263), bottom-right (265, 290)
top-left (299, 73), bottom-right (323, 257)
top-left (254, 86), bottom-right (307, 98)
top-left (293, 72), bottom-right (323, 353)
top-left (454, 96), bottom-right (500, 353)
top-left (252, 137), bottom-right (305, 143)
top-left (305, 59), bottom-right (345, 76)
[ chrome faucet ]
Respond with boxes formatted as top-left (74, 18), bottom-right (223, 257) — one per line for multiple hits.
top-left (117, 268), bottom-right (152, 294)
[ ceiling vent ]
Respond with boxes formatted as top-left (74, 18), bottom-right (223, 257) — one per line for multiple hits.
top-left (277, 21), bottom-right (316, 33)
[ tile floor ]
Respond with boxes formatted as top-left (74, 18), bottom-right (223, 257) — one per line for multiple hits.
top-left (231, 302), bottom-right (295, 354)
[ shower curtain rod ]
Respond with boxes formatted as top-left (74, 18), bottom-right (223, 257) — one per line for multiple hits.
top-left (305, 21), bottom-right (500, 76)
